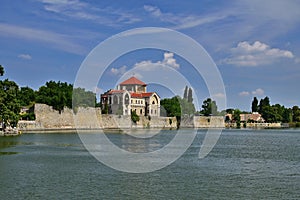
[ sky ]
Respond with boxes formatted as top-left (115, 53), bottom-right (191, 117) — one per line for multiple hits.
top-left (1, 0), bottom-right (300, 111)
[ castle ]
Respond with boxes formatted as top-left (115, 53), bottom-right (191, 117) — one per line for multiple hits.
top-left (100, 77), bottom-right (160, 116)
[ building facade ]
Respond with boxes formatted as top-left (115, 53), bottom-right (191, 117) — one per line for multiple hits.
top-left (100, 77), bottom-right (160, 116)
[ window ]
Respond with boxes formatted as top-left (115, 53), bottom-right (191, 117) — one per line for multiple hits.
top-left (140, 109), bottom-right (142, 114)
top-left (113, 95), bottom-right (118, 104)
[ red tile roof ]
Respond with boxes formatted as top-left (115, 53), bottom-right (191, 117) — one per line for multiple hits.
top-left (119, 76), bottom-right (146, 86)
top-left (107, 90), bottom-right (126, 94)
top-left (130, 92), bottom-right (154, 98)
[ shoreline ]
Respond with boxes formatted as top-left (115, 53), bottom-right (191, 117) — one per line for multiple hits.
top-left (18, 126), bottom-right (300, 134)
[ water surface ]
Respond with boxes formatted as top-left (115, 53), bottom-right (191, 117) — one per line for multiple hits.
top-left (0, 129), bottom-right (299, 199)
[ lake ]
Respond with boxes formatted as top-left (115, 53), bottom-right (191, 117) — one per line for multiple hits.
top-left (0, 129), bottom-right (299, 199)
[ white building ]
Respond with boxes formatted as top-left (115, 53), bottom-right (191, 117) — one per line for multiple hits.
top-left (100, 77), bottom-right (160, 116)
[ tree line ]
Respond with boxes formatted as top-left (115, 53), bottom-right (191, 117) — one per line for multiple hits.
top-left (251, 96), bottom-right (300, 124)
top-left (0, 65), bottom-right (96, 128)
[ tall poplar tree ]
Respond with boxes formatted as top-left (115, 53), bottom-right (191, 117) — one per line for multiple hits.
top-left (251, 97), bottom-right (258, 113)
top-left (187, 88), bottom-right (193, 103)
top-left (183, 86), bottom-right (188, 99)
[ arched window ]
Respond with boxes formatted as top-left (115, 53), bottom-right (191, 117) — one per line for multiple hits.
top-left (113, 95), bottom-right (118, 104)
top-left (124, 94), bottom-right (129, 105)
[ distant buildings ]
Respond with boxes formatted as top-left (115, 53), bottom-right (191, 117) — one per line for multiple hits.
top-left (240, 112), bottom-right (265, 123)
top-left (226, 112), bottom-right (265, 123)
top-left (100, 76), bottom-right (160, 116)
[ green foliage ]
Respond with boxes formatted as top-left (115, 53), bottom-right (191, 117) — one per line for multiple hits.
top-left (72, 87), bottom-right (96, 109)
top-left (292, 106), bottom-right (300, 122)
top-left (36, 81), bottom-right (73, 112)
top-left (179, 97), bottom-right (195, 116)
top-left (258, 96), bottom-right (270, 114)
top-left (17, 86), bottom-right (35, 106)
top-left (161, 95), bottom-right (196, 117)
top-left (233, 109), bottom-right (241, 128)
top-left (251, 97), bottom-right (258, 112)
top-left (201, 98), bottom-right (218, 116)
top-left (131, 110), bottom-right (140, 123)
top-left (0, 65), bottom-right (4, 76)
top-left (183, 86), bottom-right (188, 99)
top-left (160, 96), bottom-right (182, 117)
top-left (187, 88), bottom-right (193, 103)
top-left (0, 79), bottom-right (20, 127)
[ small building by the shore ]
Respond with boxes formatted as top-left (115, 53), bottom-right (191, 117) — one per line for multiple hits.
top-left (100, 76), bottom-right (160, 117)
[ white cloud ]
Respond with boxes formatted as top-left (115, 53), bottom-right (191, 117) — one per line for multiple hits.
top-left (239, 88), bottom-right (264, 97)
top-left (39, 0), bottom-right (140, 26)
top-left (212, 93), bottom-right (226, 99)
top-left (239, 91), bottom-right (250, 97)
top-left (162, 52), bottom-right (179, 69)
top-left (143, 5), bottom-right (226, 30)
top-left (110, 65), bottom-right (127, 76)
top-left (18, 54), bottom-right (32, 60)
top-left (223, 41), bottom-right (294, 67)
top-left (110, 52), bottom-right (180, 77)
top-left (252, 88), bottom-right (264, 96)
top-left (0, 23), bottom-right (86, 55)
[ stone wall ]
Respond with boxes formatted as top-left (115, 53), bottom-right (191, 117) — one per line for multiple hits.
top-left (18, 104), bottom-right (177, 131)
top-left (225, 122), bottom-right (282, 128)
top-left (193, 116), bottom-right (225, 128)
top-left (18, 104), bottom-right (227, 131)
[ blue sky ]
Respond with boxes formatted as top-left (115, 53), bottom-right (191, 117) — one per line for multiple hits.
top-left (1, 0), bottom-right (300, 111)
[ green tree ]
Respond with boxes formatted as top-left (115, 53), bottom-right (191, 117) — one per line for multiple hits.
top-left (258, 96), bottom-right (270, 114)
top-left (0, 65), bottom-right (4, 76)
top-left (282, 108), bottom-right (292, 123)
top-left (233, 109), bottom-right (241, 128)
top-left (72, 87), bottom-right (97, 109)
top-left (201, 98), bottom-right (218, 116)
top-left (17, 86), bottom-right (36, 106)
top-left (179, 97), bottom-right (195, 116)
top-left (251, 97), bottom-right (258, 113)
top-left (0, 79), bottom-right (20, 127)
top-left (36, 81), bottom-right (73, 113)
top-left (187, 88), bottom-right (193, 103)
top-left (183, 86), bottom-right (188, 99)
top-left (292, 106), bottom-right (300, 122)
top-left (160, 96), bottom-right (181, 117)
top-left (131, 110), bottom-right (140, 123)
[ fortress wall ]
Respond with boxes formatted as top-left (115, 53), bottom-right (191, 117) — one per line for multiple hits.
top-left (18, 104), bottom-right (226, 131)
top-left (193, 116), bottom-right (225, 128)
top-left (18, 104), bottom-right (178, 131)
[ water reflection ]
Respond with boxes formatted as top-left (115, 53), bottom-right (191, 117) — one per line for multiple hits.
top-left (0, 138), bottom-right (19, 155)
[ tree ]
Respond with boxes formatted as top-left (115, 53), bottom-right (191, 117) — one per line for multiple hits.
top-left (251, 97), bottom-right (258, 113)
top-left (0, 65), bottom-right (4, 76)
top-left (179, 97), bottom-right (195, 116)
top-left (258, 96), bottom-right (270, 114)
top-left (0, 79), bottom-right (20, 127)
top-left (187, 88), bottom-right (193, 103)
top-left (72, 87), bottom-right (97, 109)
top-left (160, 96), bottom-right (181, 117)
top-left (183, 86), bottom-right (188, 99)
top-left (17, 86), bottom-right (36, 106)
top-left (292, 106), bottom-right (300, 122)
top-left (131, 110), bottom-right (140, 123)
top-left (282, 108), bottom-right (292, 123)
top-left (233, 109), bottom-right (241, 128)
top-left (36, 81), bottom-right (73, 113)
top-left (201, 98), bottom-right (218, 116)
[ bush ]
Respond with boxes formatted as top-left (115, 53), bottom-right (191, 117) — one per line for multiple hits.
top-left (131, 111), bottom-right (139, 124)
